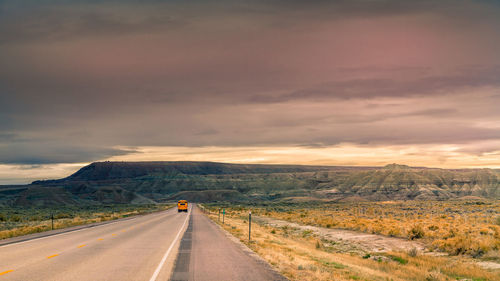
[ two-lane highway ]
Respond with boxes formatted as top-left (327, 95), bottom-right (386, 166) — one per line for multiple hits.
top-left (1, 204), bottom-right (287, 281)
top-left (0, 207), bottom-right (190, 281)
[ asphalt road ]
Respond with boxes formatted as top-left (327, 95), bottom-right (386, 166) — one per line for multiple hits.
top-left (0, 205), bottom-right (286, 281)
top-left (170, 206), bottom-right (287, 281)
top-left (0, 207), bottom-right (189, 281)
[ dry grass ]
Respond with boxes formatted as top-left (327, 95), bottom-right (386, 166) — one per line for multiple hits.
top-left (236, 200), bottom-right (500, 258)
top-left (204, 202), bottom-right (500, 281)
top-left (0, 204), bottom-right (173, 240)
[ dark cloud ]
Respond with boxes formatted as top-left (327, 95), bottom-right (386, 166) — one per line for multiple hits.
top-left (403, 108), bottom-right (458, 117)
top-left (1, 0), bottom-right (500, 165)
top-left (0, 133), bottom-right (16, 141)
top-left (238, 0), bottom-right (500, 23)
top-left (0, 7), bottom-right (183, 44)
top-left (250, 66), bottom-right (500, 102)
top-left (312, 124), bottom-right (500, 146)
top-left (2, 0), bottom-right (500, 45)
top-left (0, 142), bottom-right (135, 164)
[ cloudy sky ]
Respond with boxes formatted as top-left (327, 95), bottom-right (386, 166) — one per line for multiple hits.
top-left (1, 0), bottom-right (500, 184)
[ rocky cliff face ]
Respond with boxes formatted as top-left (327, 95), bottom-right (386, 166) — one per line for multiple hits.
top-left (313, 164), bottom-right (500, 201)
top-left (48, 161), bottom-right (335, 182)
top-left (2, 162), bottom-right (499, 206)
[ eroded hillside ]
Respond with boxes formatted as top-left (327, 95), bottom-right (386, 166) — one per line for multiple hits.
top-left (1, 162), bottom-right (499, 206)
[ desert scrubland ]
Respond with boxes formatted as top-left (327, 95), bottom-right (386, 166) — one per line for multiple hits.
top-left (205, 200), bottom-right (500, 281)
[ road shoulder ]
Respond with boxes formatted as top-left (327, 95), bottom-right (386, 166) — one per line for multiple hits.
top-left (170, 205), bottom-right (287, 281)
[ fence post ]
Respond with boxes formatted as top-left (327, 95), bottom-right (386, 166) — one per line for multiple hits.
top-left (249, 211), bottom-right (252, 241)
top-left (51, 213), bottom-right (54, 230)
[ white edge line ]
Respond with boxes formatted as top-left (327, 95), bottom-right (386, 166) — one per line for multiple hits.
top-left (149, 206), bottom-right (191, 281)
top-left (0, 209), bottom-right (173, 248)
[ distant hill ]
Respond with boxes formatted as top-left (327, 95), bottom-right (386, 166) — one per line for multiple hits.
top-left (1, 161), bottom-right (499, 206)
top-left (34, 161), bottom-right (338, 182)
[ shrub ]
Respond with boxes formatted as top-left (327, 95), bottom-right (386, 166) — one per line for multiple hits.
top-left (11, 215), bottom-right (22, 222)
top-left (428, 225), bottom-right (439, 231)
top-left (445, 228), bottom-right (457, 239)
top-left (54, 213), bottom-right (70, 219)
top-left (408, 225), bottom-right (425, 240)
top-left (470, 247), bottom-right (485, 258)
top-left (408, 247), bottom-right (418, 257)
top-left (302, 230), bottom-right (313, 237)
top-left (433, 235), bottom-right (491, 257)
top-left (388, 228), bottom-right (401, 237)
top-left (389, 255), bottom-right (408, 265)
top-left (425, 273), bottom-right (441, 281)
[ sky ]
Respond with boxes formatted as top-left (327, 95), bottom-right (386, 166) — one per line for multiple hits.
top-left (1, 0), bottom-right (500, 184)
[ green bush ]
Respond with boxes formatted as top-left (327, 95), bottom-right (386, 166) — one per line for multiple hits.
top-left (389, 255), bottom-right (408, 265)
top-left (11, 215), bottom-right (21, 222)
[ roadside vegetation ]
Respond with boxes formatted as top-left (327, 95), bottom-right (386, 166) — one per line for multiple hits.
top-left (203, 200), bottom-right (500, 281)
top-left (251, 200), bottom-right (500, 258)
top-left (0, 204), bottom-right (173, 240)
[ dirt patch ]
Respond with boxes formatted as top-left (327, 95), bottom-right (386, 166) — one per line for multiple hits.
top-left (477, 261), bottom-right (500, 270)
top-left (254, 215), bottom-right (425, 254)
top-left (254, 216), bottom-right (500, 271)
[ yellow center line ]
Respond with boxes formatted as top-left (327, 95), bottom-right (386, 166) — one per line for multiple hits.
top-left (121, 230), bottom-right (126, 232)
top-left (0, 270), bottom-right (13, 276)
top-left (46, 254), bottom-right (59, 259)
top-left (97, 238), bottom-right (104, 241)
top-left (77, 244), bottom-right (86, 248)
top-left (111, 233), bottom-right (117, 236)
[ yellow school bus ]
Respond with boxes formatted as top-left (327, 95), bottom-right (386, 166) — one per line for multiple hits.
top-left (177, 200), bottom-right (188, 212)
